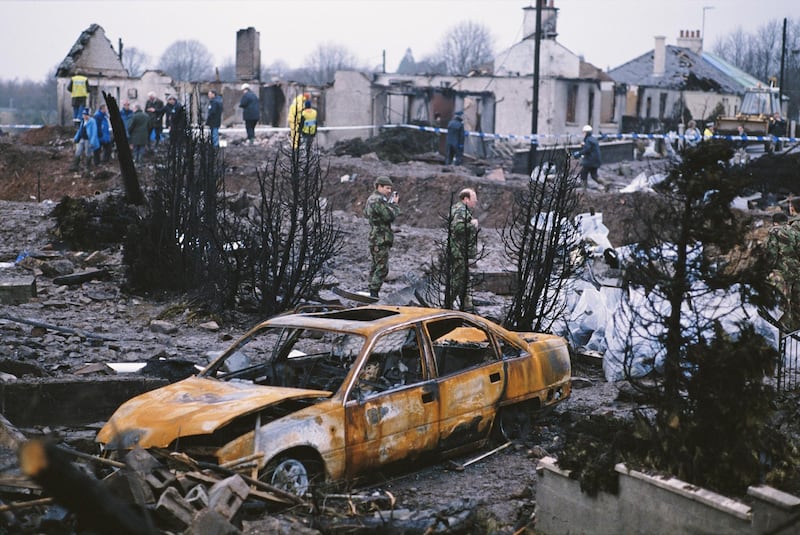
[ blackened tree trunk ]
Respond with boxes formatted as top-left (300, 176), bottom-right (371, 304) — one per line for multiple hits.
top-left (103, 91), bottom-right (144, 205)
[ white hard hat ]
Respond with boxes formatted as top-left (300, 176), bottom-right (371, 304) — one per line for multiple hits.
top-left (241, 83), bottom-right (250, 91)
top-left (582, 125), bottom-right (593, 133)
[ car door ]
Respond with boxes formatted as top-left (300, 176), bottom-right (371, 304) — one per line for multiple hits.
top-left (425, 316), bottom-right (505, 450)
top-left (344, 326), bottom-right (439, 476)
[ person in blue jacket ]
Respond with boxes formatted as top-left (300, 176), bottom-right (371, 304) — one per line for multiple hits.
top-left (239, 83), bottom-right (260, 145)
top-left (69, 107), bottom-right (99, 174)
top-left (445, 111), bottom-right (465, 165)
top-left (120, 100), bottom-right (134, 137)
top-left (205, 89), bottom-right (223, 147)
top-left (575, 125), bottom-right (605, 188)
top-left (93, 104), bottom-right (113, 165)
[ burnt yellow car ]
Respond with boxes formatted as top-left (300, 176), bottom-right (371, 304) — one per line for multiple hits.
top-left (97, 306), bottom-right (571, 495)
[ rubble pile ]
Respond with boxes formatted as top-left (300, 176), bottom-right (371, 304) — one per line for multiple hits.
top-left (2, 436), bottom-right (480, 534)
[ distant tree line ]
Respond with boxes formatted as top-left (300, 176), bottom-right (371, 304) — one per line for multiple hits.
top-left (0, 68), bottom-right (58, 125)
top-left (713, 17), bottom-right (800, 118)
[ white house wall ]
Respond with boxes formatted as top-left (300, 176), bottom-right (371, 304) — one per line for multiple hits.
top-left (636, 87), bottom-right (739, 123)
top-left (495, 40), bottom-right (580, 79)
top-left (324, 70), bottom-right (602, 149)
top-left (320, 71), bottom-right (376, 147)
top-left (682, 90), bottom-right (740, 121)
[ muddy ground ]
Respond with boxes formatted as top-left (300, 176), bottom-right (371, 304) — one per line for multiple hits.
top-left (0, 127), bottom-right (787, 533)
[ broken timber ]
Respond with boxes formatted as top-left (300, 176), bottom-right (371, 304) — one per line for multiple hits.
top-left (52, 267), bottom-right (109, 286)
top-left (0, 312), bottom-right (116, 341)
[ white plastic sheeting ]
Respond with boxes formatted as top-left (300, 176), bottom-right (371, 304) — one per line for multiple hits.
top-left (553, 221), bottom-right (779, 382)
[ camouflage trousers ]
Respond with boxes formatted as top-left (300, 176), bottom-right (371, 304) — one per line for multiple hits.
top-left (448, 251), bottom-right (475, 310)
top-left (369, 242), bottom-right (391, 294)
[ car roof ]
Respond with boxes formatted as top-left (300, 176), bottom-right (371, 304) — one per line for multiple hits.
top-left (259, 306), bottom-right (477, 336)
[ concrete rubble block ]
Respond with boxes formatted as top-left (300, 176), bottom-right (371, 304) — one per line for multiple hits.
top-left (149, 319), bottom-right (178, 334)
top-left (187, 509), bottom-right (240, 535)
top-left (0, 276), bottom-right (37, 305)
top-left (102, 468), bottom-right (155, 504)
top-left (176, 474), bottom-right (200, 494)
top-left (40, 259), bottom-right (75, 277)
top-left (0, 376), bottom-right (169, 427)
top-left (145, 466), bottom-right (177, 493)
top-left (208, 474), bottom-right (250, 520)
top-left (155, 486), bottom-right (194, 531)
top-left (199, 321), bottom-right (219, 331)
top-left (123, 447), bottom-right (162, 475)
top-left (184, 484), bottom-right (210, 509)
top-left (72, 362), bottom-right (115, 376)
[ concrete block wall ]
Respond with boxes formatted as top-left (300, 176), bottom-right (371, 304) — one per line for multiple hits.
top-left (535, 456), bottom-right (800, 535)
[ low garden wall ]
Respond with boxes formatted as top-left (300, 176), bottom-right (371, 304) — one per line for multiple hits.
top-left (536, 456), bottom-right (800, 535)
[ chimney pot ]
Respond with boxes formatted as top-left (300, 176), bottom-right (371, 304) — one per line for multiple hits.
top-left (653, 35), bottom-right (666, 77)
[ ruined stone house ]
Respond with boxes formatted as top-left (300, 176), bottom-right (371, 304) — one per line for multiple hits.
top-left (608, 29), bottom-right (768, 134)
top-left (55, 24), bottom-right (176, 126)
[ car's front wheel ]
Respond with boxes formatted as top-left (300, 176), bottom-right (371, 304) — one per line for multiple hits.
top-left (262, 454), bottom-right (322, 497)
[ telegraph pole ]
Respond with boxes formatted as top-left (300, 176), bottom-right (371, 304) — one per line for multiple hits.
top-left (527, 0), bottom-right (543, 175)
top-left (780, 18), bottom-right (787, 105)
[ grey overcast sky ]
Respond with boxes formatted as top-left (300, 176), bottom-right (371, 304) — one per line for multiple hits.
top-left (0, 0), bottom-right (796, 82)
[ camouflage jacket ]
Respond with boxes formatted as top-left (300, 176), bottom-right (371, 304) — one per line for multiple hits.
top-left (449, 202), bottom-right (478, 258)
top-left (364, 191), bottom-right (400, 246)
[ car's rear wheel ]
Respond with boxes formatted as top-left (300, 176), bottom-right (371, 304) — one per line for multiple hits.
top-left (492, 403), bottom-right (532, 442)
top-left (262, 454), bottom-right (322, 497)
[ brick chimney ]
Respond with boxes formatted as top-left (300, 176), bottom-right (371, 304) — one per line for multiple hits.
top-left (653, 35), bottom-right (666, 77)
top-left (676, 29), bottom-right (703, 54)
top-left (522, 0), bottom-right (558, 40)
top-left (236, 27), bottom-right (261, 82)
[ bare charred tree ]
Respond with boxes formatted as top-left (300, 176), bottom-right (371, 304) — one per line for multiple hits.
top-left (102, 91), bottom-right (144, 205)
top-left (432, 20), bottom-right (494, 75)
top-left (234, 140), bottom-right (342, 316)
top-left (123, 122), bottom-right (226, 298)
top-left (502, 154), bottom-right (581, 332)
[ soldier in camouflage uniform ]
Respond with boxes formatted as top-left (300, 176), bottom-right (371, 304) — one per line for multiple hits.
top-left (448, 188), bottom-right (479, 310)
top-left (364, 176), bottom-right (401, 298)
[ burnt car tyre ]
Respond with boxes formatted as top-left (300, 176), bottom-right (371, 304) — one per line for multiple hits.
top-left (492, 403), bottom-right (532, 442)
top-left (262, 455), bottom-right (322, 497)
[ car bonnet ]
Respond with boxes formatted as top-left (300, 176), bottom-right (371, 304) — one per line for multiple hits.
top-left (97, 375), bottom-right (329, 449)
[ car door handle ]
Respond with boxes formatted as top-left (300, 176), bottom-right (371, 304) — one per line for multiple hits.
top-left (489, 372), bottom-right (501, 383)
top-left (421, 392), bottom-right (435, 404)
